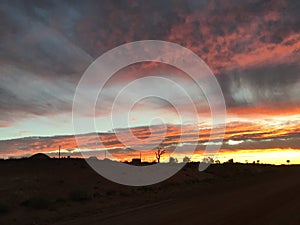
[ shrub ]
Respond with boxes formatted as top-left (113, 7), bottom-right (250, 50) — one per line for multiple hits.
top-left (55, 197), bottom-right (66, 204)
top-left (20, 197), bottom-right (51, 210)
top-left (0, 202), bottom-right (9, 214)
top-left (69, 190), bottom-right (91, 202)
top-left (105, 190), bottom-right (117, 196)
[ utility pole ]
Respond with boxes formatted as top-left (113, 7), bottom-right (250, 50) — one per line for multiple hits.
top-left (59, 145), bottom-right (61, 159)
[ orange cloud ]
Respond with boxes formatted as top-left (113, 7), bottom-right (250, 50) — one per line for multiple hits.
top-left (1, 118), bottom-right (299, 160)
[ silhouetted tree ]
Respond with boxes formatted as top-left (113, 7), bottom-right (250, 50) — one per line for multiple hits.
top-left (214, 160), bottom-right (221, 164)
top-left (169, 157), bottom-right (178, 164)
top-left (226, 158), bottom-right (234, 164)
top-left (287, 160), bottom-right (290, 164)
top-left (202, 157), bottom-right (214, 164)
top-left (183, 156), bottom-right (191, 163)
top-left (155, 147), bottom-right (166, 163)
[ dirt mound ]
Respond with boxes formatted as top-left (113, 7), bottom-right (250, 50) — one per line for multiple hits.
top-left (29, 153), bottom-right (51, 160)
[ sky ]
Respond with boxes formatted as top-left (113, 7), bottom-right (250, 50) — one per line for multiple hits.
top-left (0, 0), bottom-right (300, 163)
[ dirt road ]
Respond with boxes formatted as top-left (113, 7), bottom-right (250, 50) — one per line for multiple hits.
top-left (56, 167), bottom-right (300, 225)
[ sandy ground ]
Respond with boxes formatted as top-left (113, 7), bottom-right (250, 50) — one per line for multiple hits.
top-left (0, 159), bottom-right (299, 225)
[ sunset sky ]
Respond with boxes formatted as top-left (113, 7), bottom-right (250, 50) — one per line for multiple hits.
top-left (1, 0), bottom-right (300, 164)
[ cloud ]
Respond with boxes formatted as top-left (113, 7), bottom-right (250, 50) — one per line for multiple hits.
top-left (1, 120), bottom-right (300, 158)
top-left (0, 0), bottom-right (300, 140)
top-left (218, 63), bottom-right (300, 108)
top-left (0, 64), bottom-right (75, 126)
top-left (0, 1), bottom-right (93, 126)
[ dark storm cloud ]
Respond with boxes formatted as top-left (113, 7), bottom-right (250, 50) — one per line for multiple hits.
top-left (0, 0), bottom-right (300, 128)
top-left (0, 0), bottom-right (93, 126)
top-left (0, 0), bottom-right (93, 77)
top-left (0, 64), bottom-right (76, 127)
top-left (218, 63), bottom-right (300, 108)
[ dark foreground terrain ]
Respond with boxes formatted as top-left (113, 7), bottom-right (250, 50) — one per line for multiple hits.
top-left (0, 158), bottom-right (300, 225)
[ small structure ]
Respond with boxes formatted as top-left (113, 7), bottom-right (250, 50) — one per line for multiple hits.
top-left (131, 158), bottom-right (141, 166)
